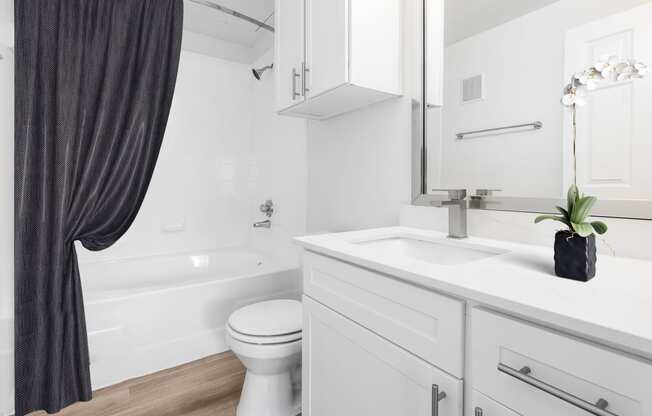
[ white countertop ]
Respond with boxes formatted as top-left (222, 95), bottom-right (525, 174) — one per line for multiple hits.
top-left (295, 227), bottom-right (652, 360)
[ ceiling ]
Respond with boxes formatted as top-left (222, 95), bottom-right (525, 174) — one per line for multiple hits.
top-left (445, 0), bottom-right (560, 45)
top-left (183, 0), bottom-right (274, 47)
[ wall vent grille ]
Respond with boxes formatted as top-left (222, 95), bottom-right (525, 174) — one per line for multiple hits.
top-left (461, 75), bottom-right (483, 103)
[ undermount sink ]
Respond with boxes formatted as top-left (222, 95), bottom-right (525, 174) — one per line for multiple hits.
top-left (352, 235), bottom-right (508, 266)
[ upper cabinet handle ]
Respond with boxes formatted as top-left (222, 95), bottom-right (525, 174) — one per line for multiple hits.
top-left (431, 384), bottom-right (446, 416)
top-left (497, 364), bottom-right (618, 416)
top-left (292, 68), bottom-right (301, 99)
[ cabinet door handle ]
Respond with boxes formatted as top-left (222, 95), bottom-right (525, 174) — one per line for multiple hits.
top-left (431, 384), bottom-right (446, 416)
top-left (292, 68), bottom-right (300, 99)
top-left (497, 364), bottom-right (618, 416)
top-left (301, 62), bottom-right (310, 96)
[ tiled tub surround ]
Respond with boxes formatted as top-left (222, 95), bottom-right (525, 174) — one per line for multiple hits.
top-left (79, 249), bottom-right (300, 390)
top-left (296, 227), bottom-right (652, 415)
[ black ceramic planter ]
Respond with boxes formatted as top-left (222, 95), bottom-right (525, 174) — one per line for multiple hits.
top-left (554, 231), bottom-right (596, 281)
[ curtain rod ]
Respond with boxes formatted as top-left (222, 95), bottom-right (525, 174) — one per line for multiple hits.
top-left (188, 0), bottom-right (275, 33)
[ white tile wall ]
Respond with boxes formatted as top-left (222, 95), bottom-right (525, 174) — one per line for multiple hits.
top-left (249, 49), bottom-right (308, 268)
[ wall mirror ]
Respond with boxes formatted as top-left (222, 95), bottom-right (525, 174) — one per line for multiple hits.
top-left (415, 0), bottom-right (652, 220)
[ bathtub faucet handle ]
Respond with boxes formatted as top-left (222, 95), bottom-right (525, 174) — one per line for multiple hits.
top-left (259, 200), bottom-right (274, 218)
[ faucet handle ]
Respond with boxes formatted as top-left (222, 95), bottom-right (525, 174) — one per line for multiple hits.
top-left (472, 189), bottom-right (502, 200)
top-left (431, 189), bottom-right (467, 200)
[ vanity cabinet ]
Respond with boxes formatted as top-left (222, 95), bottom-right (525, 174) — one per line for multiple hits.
top-left (471, 390), bottom-right (520, 416)
top-left (302, 251), bottom-right (465, 377)
top-left (471, 308), bottom-right (652, 416)
top-left (274, 0), bottom-right (402, 119)
top-left (303, 296), bottom-right (463, 416)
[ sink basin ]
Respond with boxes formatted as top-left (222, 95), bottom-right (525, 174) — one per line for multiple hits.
top-left (353, 236), bottom-right (507, 266)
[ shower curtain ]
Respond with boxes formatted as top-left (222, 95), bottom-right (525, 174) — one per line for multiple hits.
top-left (14, 0), bottom-right (183, 414)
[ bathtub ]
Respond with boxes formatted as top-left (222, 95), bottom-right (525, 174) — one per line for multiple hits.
top-left (79, 249), bottom-right (301, 390)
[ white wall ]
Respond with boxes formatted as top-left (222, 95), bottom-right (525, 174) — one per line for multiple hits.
top-left (249, 49), bottom-right (308, 267)
top-left (0, 41), bottom-right (13, 416)
top-left (401, 204), bottom-right (652, 261)
top-left (307, 98), bottom-right (413, 232)
top-left (429, 0), bottom-right (652, 198)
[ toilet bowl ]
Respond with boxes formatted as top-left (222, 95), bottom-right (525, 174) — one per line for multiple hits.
top-left (226, 299), bottom-right (302, 416)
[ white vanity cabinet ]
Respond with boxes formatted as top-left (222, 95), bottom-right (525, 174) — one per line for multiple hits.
top-left (302, 251), bottom-right (463, 416)
top-left (303, 296), bottom-right (462, 416)
top-left (274, 0), bottom-right (402, 120)
top-left (296, 227), bottom-right (652, 416)
top-left (471, 308), bottom-right (652, 416)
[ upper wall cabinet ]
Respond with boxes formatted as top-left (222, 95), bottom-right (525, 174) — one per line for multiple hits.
top-left (275, 0), bottom-right (403, 120)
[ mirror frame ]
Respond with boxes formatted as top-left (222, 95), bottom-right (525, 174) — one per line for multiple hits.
top-left (412, 0), bottom-right (652, 221)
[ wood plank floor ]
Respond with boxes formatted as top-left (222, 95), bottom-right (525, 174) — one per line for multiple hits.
top-left (29, 351), bottom-right (245, 416)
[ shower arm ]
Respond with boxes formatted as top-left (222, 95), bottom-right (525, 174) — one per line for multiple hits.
top-left (188, 0), bottom-right (275, 33)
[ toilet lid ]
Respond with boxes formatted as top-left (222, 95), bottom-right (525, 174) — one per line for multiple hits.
top-left (228, 299), bottom-right (302, 337)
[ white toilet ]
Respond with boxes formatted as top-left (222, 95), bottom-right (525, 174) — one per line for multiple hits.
top-left (226, 299), bottom-right (302, 416)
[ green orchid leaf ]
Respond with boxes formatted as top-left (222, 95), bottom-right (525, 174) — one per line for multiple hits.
top-left (570, 196), bottom-right (597, 224)
top-left (556, 206), bottom-right (570, 221)
top-left (567, 185), bottom-right (579, 214)
top-left (591, 221), bottom-right (608, 235)
top-left (535, 215), bottom-right (571, 228)
top-left (572, 222), bottom-right (595, 237)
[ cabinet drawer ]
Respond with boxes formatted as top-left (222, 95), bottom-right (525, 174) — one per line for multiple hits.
top-left (471, 308), bottom-right (652, 416)
top-left (303, 296), bottom-right (462, 416)
top-left (303, 251), bottom-right (465, 377)
top-left (471, 390), bottom-right (520, 416)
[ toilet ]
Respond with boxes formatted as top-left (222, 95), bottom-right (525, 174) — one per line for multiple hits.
top-left (226, 299), bottom-right (302, 416)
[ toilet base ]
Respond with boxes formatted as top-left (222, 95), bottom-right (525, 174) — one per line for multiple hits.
top-left (237, 370), bottom-right (295, 416)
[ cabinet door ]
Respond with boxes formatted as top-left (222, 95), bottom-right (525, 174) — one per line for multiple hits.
top-left (275, 0), bottom-right (305, 111)
top-left (303, 296), bottom-right (462, 416)
top-left (470, 390), bottom-right (520, 416)
top-left (305, 0), bottom-right (348, 97)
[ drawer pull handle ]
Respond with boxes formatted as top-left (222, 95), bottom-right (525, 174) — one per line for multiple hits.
top-left (497, 364), bottom-right (618, 416)
top-left (431, 384), bottom-right (447, 416)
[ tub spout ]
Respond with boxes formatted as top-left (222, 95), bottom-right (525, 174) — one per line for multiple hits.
top-left (253, 220), bottom-right (271, 229)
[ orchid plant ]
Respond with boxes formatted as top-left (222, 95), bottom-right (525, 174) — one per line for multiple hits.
top-left (535, 56), bottom-right (648, 237)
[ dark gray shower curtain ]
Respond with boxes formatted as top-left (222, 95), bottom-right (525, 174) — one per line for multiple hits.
top-left (14, 0), bottom-right (183, 414)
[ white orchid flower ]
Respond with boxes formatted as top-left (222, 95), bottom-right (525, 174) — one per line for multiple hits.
top-left (563, 57), bottom-right (647, 106)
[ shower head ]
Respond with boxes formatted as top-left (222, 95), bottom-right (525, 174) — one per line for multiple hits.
top-left (252, 64), bottom-right (273, 80)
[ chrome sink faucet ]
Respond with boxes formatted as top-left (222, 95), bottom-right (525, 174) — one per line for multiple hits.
top-left (253, 220), bottom-right (271, 228)
top-left (431, 189), bottom-right (468, 239)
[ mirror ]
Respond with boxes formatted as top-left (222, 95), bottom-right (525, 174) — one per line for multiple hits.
top-left (420, 0), bottom-right (652, 219)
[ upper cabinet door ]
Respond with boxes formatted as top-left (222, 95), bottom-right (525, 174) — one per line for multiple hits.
top-left (275, 0), bottom-right (306, 111)
top-left (305, 0), bottom-right (349, 97)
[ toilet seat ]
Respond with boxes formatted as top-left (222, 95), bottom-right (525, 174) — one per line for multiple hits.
top-left (227, 299), bottom-right (302, 345)
top-left (227, 324), bottom-right (301, 345)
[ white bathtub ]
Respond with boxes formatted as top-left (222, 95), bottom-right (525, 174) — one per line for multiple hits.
top-left (79, 249), bottom-right (301, 389)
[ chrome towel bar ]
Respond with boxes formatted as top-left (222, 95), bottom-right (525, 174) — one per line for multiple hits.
top-left (497, 364), bottom-right (618, 416)
top-left (456, 121), bottom-right (543, 139)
